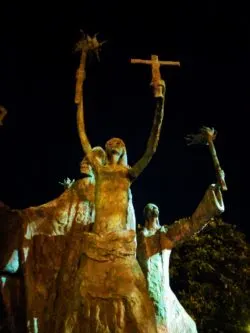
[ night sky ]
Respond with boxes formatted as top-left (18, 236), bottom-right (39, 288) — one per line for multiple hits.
top-left (0, 4), bottom-right (246, 235)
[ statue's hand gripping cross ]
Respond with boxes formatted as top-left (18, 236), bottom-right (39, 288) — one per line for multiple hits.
top-left (130, 55), bottom-right (180, 97)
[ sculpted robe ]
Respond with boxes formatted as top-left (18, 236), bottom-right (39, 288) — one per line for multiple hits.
top-left (0, 178), bottom-right (95, 333)
top-left (0, 181), bottom-right (138, 333)
top-left (137, 184), bottom-right (225, 333)
top-left (54, 187), bottom-right (158, 333)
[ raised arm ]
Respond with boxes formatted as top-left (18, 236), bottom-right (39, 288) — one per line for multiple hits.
top-left (75, 34), bottom-right (104, 168)
top-left (165, 184), bottom-right (224, 248)
top-left (75, 36), bottom-right (93, 157)
top-left (76, 94), bottom-right (92, 157)
top-left (129, 80), bottom-right (165, 179)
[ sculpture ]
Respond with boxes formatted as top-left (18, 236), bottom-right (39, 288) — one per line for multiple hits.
top-left (0, 31), bottom-right (228, 333)
top-left (59, 177), bottom-right (76, 189)
top-left (136, 126), bottom-right (226, 332)
top-left (58, 33), bottom-right (172, 333)
top-left (185, 126), bottom-right (227, 191)
top-left (137, 187), bottom-right (224, 332)
top-left (0, 148), bottom-right (103, 332)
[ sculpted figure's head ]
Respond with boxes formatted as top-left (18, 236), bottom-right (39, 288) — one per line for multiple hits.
top-left (80, 146), bottom-right (106, 177)
top-left (143, 203), bottom-right (160, 231)
top-left (105, 138), bottom-right (128, 166)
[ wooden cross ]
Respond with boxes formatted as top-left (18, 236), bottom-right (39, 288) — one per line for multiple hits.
top-left (131, 55), bottom-right (180, 97)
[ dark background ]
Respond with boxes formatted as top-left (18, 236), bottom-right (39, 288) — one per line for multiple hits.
top-left (0, 3), bottom-right (246, 234)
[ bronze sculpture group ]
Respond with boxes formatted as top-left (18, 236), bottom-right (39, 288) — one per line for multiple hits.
top-left (0, 34), bottom-right (226, 333)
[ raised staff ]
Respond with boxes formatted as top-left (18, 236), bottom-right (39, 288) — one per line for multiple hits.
top-left (74, 32), bottom-right (106, 104)
top-left (185, 126), bottom-right (228, 191)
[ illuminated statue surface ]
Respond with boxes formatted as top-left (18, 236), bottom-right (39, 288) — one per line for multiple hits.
top-left (137, 186), bottom-right (224, 332)
top-left (0, 150), bottom-right (99, 332)
top-left (58, 33), bottom-right (169, 333)
top-left (0, 33), bottom-right (227, 333)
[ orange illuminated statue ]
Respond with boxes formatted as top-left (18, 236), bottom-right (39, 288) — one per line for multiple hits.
top-left (0, 31), bottom-right (183, 333)
top-left (56, 32), bottom-right (168, 333)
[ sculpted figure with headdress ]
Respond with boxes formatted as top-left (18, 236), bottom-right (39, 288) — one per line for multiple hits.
top-left (137, 186), bottom-right (224, 332)
top-left (0, 147), bottom-right (103, 332)
top-left (59, 34), bottom-right (166, 333)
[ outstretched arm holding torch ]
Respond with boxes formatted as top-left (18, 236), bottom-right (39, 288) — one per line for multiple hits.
top-left (185, 126), bottom-right (227, 191)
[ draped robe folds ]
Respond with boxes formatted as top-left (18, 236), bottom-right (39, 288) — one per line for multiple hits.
top-left (0, 182), bottom-right (137, 333)
top-left (137, 184), bottom-right (225, 333)
top-left (51, 187), bottom-right (154, 333)
top-left (0, 178), bottom-right (95, 333)
top-left (49, 188), bottom-right (137, 333)
top-left (59, 165), bottom-right (158, 332)
top-left (62, 230), bottom-right (157, 333)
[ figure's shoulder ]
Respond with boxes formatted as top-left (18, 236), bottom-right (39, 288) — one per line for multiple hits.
top-left (136, 224), bottom-right (143, 235)
top-left (159, 225), bottom-right (168, 233)
top-left (73, 178), bottom-right (94, 201)
top-left (136, 225), bottom-right (148, 238)
top-left (0, 203), bottom-right (23, 231)
top-left (72, 178), bottom-right (85, 190)
top-left (136, 225), bottom-right (161, 238)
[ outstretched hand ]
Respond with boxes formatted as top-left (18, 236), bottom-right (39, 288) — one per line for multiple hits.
top-left (59, 177), bottom-right (75, 189)
top-left (185, 126), bottom-right (217, 146)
